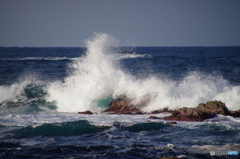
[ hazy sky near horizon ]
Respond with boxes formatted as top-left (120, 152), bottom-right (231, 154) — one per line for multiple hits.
top-left (1, 0), bottom-right (240, 47)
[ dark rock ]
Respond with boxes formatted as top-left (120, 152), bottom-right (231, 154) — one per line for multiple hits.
top-left (121, 50), bottom-right (134, 54)
top-left (196, 100), bottom-right (230, 115)
top-left (229, 109), bottom-right (240, 117)
top-left (165, 122), bottom-right (177, 125)
top-left (150, 108), bottom-right (173, 114)
top-left (148, 116), bottom-right (161, 119)
top-left (78, 110), bottom-right (93, 115)
top-left (163, 101), bottom-right (230, 122)
top-left (163, 107), bottom-right (215, 121)
top-left (103, 97), bottom-right (146, 114)
top-left (104, 98), bottom-right (238, 122)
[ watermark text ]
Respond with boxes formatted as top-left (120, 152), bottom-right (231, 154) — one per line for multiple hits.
top-left (210, 150), bottom-right (238, 156)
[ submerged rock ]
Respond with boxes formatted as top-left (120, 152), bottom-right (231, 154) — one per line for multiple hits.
top-left (165, 122), bottom-right (177, 125)
top-left (78, 110), bottom-right (93, 115)
top-left (148, 116), bottom-right (162, 119)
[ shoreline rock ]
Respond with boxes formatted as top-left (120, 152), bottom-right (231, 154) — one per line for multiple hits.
top-left (102, 98), bottom-right (240, 121)
top-left (77, 98), bottom-right (239, 122)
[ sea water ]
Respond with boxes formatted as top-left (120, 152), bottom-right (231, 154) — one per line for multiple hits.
top-left (0, 33), bottom-right (240, 158)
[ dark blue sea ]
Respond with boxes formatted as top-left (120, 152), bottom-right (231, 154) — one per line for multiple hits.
top-left (0, 33), bottom-right (240, 158)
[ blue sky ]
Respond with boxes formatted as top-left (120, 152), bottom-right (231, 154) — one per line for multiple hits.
top-left (0, 0), bottom-right (240, 47)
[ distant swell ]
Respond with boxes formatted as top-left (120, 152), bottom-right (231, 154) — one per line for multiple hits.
top-left (11, 120), bottom-right (110, 137)
top-left (113, 122), bottom-right (168, 132)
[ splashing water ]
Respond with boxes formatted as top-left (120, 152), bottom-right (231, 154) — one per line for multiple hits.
top-left (45, 33), bottom-right (240, 113)
top-left (47, 33), bottom-right (122, 112)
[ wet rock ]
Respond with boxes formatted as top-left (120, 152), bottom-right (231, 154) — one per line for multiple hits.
top-left (163, 107), bottom-right (215, 121)
top-left (229, 109), bottom-right (240, 117)
top-left (104, 98), bottom-right (238, 122)
top-left (165, 122), bottom-right (177, 125)
top-left (104, 96), bottom-right (172, 114)
top-left (196, 100), bottom-right (230, 115)
top-left (78, 110), bottom-right (93, 115)
top-left (150, 108), bottom-right (173, 114)
top-left (163, 101), bottom-right (230, 122)
top-left (103, 97), bottom-right (144, 114)
top-left (148, 116), bottom-right (161, 119)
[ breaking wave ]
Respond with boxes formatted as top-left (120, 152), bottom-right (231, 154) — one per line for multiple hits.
top-left (45, 33), bottom-right (240, 113)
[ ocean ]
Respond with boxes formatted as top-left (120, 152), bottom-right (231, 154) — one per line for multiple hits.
top-left (0, 33), bottom-right (240, 158)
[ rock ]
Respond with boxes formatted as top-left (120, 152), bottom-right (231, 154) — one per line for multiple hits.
top-left (121, 50), bottom-right (134, 54)
top-left (163, 107), bottom-right (215, 121)
top-left (148, 116), bottom-right (161, 119)
top-left (196, 100), bottom-right (230, 115)
top-left (78, 110), bottom-right (93, 115)
top-left (150, 108), bottom-right (173, 114)
top-left (104, 98), bottom-right (238, 122)
top-left (165, 122), bottom-right (177, 125)
top-left (229, 109), bottom-right (240, 117)
top-left (163, 101), bottom-right (230, 122)
top-left (103, 97), bottom-right (144, 114)
top-left (103, 96), bottom-right (173, 115)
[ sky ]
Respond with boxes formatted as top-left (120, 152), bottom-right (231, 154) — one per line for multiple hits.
top-left (0, 0), bottom-right (240, 47)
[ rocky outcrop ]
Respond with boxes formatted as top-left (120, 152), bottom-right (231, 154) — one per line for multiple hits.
top-left (103, 98), bottom-right (239, 122)
top-left (163, 101), bottom-right (229, 121)
top-left (163, 107), bottom-right (215, 121)
top-left (196, 101), bottom-right (230, 115)
top-left (103, 97), bottom-right (172, 114)
top-left (103, 97), bottom-right (145, 114)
